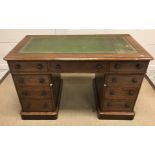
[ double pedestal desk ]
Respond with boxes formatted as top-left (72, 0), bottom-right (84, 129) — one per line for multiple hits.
top-left (4, 34), bottom-right (153, 120)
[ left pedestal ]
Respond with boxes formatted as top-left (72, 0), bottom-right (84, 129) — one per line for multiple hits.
top-left (8, 61), bottom-right (62, 120)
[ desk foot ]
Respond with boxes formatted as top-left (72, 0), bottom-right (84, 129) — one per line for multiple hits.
top-left (21, 111), bottom-right (58, 120)
top-left (93, 79), bottom-right (135, 120)
top-left (97, 111), bottom-right (135, 120)
top-left (21, 79), bottom-right (63, 120)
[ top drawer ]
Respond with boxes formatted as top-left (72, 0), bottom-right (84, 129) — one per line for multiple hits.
top-left (9, 61), bottom-right (48, 72)
top-left (110, 61), bottom-right (148, 73)
top-left (49, 61), bottom-right (107, 73)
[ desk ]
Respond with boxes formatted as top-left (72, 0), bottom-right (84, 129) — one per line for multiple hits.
top-left (4, 34), bottom-right (153, 120)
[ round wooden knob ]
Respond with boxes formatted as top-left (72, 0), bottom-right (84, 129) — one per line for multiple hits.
top-left (128, 90), bottom-right (134, 96)
top-left (41, 91), bottom-right (47, 96)
top-left (96, 63), bottom-right (104, 70)
top-left (55, 64), bottom-right (61, 69)
top-left (18, 78), bottom-right (24, 84)
top-left (136, 63), bottom-right (143, 69)
top-left (107, 102), bottom-right (111, 107)
top-left (39, 78), bottom-right (45, 84)
top-left (26, 103), bottom-right (31, 109)
top-left (132, 78), bottom-right (137, 83)
top-left (124, 103), bottom-right (130, 108)
top-left (43, 102), bottom-right (48, 109)
top-left (15, 64), bottom-right (21, 69)
top-left (111, 77), bottom-right (117, 83)
top-left (37, 64), bottom-right (43, 69)
top-left (109, 90), bottom-right (114, 95)
top-left (114, 63), bottom-right (121, 69)
top-left (22, 91), bottom-right (28, 96)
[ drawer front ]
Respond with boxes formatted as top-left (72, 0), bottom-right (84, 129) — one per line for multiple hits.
top-left (18, 87), bottom-right (52, 99)
top-left (104, 87), bottom-right (138, 100)
top-left (105, 74), bottom-right (144, 87)
top-left (21, 99), bottom-right (53, 112)
top-left (49, 61), bottom-right (107, 73)
top-left (110, 61), bottom-right (148, 73)
top-left (102, 100), bottom-right (134, 112)
top-left (13, 75), bottom-right (51, 86)
top-left (9, 61), bottom-right (48, 72)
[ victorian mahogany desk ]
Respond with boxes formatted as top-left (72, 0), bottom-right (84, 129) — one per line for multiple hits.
top-left (4, 34), bottom-right (153, 120)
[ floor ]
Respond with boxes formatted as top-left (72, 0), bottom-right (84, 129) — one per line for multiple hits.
top-left (0, 73), bottom-right (155, 126)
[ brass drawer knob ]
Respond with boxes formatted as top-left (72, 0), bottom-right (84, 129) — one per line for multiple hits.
top-left (15, 64), bottom-right (21, 69)
top-left (37, 64), bottom-right (43, 69)
top-left (114, 63), bottom-right (121, 69)
top-left (18, 78), bottom-right (24, 84)
top-left (41, 91), bottom-right (47, 96)
top-left (55, 64), bottom-right (61, 69)
top-left (132, 78), bottom-right (137, 83)
top-left (128, 90), bottom-right (134, 96)
top-left (39, 78), bottom-right (45, 83)
top-left (96, 63), bottom-right (104, 69)
top-left (136, 63), bottom-right (143, 69)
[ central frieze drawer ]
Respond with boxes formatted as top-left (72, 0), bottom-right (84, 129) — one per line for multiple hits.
top-left (49, 61), bottom-right (107, 73)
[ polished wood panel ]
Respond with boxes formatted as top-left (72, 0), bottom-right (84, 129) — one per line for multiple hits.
top-left (105, 74), bottom-right (144, 87)
top-left (18, 86), bottom-right (52, 99)
top-left (9, 61), bottom-right (48, 72)
top-left (101, 100), bottom-right (134, 112)
top-left (109, 61), bottom-right (148, 73)
top-left (13, 75), bottom-right (51, 86)
top-left (49, 61), bottom-right (107, 73)
top-left (104, 87), bottom-right (138, 100)
top-left (21, 99), bottom-right (53, 112)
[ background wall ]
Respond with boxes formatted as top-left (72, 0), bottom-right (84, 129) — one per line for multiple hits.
top-left (0, 29), bottom-right (155, 84)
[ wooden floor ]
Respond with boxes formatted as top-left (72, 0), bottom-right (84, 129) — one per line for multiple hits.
top-left (0, 73), bottom-right (155, 126)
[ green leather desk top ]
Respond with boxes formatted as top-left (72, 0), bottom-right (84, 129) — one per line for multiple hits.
top-left (4, 35), bottom-right (153, 61)
top-left (19, 36), bottom-right (137, 54)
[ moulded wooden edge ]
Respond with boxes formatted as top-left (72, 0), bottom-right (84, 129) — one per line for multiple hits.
top-left (21, 79), bottom-right (63, 120)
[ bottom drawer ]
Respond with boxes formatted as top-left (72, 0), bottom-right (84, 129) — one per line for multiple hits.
top-left (21, 99), bottom-right (54, 112)
top-left (102, 100), bottom-right (134, 112)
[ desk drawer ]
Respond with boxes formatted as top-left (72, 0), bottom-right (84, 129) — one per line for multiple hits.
top-left (110, 61), bottom-right (148, 73)
top-left (21, 99), bottom-right (53, 112)
top-left (105, 74), bottom-right (144, 87)
top-left (13, 75), bottom-right (51, 86)
top-left (9, 61), bottom-right (48, 72)
top-left (49, 61), bottom-right (107, 73)
top-left (18, 86), bottom-right (52, 99)
top-left (102, 100), bottom-right (133, 112)
top-left (104, 87), bottom-right (138, 100)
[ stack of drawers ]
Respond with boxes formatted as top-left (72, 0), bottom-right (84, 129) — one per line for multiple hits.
top-left (9, 61), bottom-right (55, 113)
top-left (8, 60), bottom-right (149, 120)
top-left (99, 61), bottom-right (148, 117)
